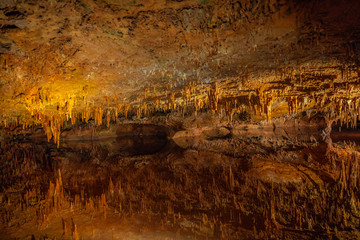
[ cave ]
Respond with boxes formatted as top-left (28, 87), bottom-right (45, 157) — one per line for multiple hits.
top-left (1, 0), bottom-right (360, 239)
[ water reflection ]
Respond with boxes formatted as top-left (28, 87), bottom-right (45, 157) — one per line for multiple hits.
top-left (116, 135), bottom-right (168, 156)
top-left (61, 135), bottom-right (168, 157)
top-left (60, 123), bottom-right (170, 157)
top-left (2, 124), bottom-right (360, 239)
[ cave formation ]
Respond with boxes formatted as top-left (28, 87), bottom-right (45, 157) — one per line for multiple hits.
top-left (1, 0), bottom-right (360, 239)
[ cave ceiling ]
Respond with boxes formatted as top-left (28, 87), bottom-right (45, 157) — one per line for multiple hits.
top-left (1, 0), bottom-right (360, 135)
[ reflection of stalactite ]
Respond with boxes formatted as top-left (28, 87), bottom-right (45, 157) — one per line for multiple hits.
top-left (47, 169), bottom-right (64, 210)
top-left (73, 224), bottom-right (79, 240)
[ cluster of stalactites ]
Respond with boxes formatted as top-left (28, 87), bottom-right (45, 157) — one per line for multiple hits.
top-left (206, 83), bottom-right (221, 113)
top-left (0, 117), bottom-right (37, 131)
top-left (333, 97), bottom-right (360, 128)
top-left (3, 70), bottom-right (360, 148)
top-left (39, 113), bottom-right (62, 148)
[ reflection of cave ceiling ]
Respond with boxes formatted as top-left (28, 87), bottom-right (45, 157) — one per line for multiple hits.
top-left (1, 0), bottom-right (360, 137)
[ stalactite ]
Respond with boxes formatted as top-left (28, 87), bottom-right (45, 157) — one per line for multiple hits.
top-left (207, 83), bottom-right (221, 113)
top-left (136, 106), bottom-right (141, 118)
top-left (124, 105), bottom-right (130, 119)
top-left (169, 93), bottom-right (176, 110)
top-left (106, 110), bottom-right (111, 128)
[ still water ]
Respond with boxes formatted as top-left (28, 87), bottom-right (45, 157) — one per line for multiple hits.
top-left (1, 124), bottom-right (360, 239)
